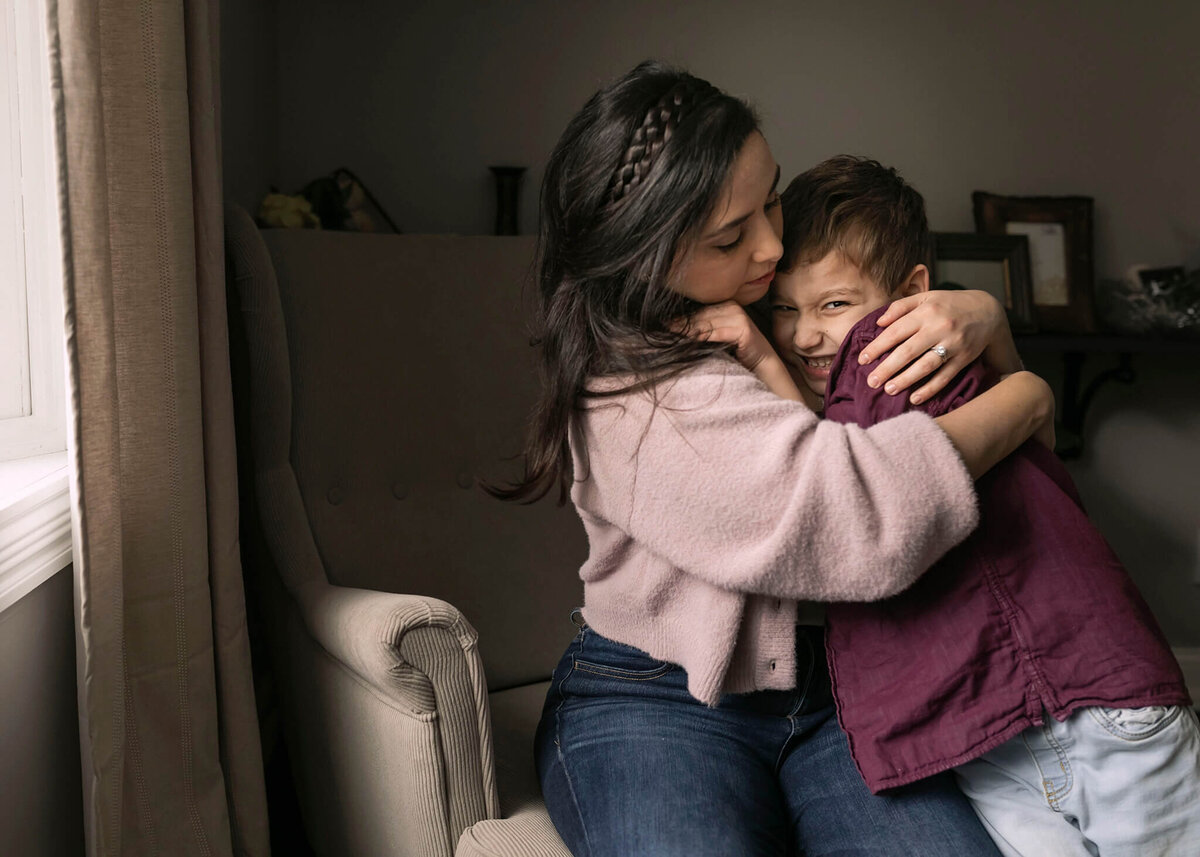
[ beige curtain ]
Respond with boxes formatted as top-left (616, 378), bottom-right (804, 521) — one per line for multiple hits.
top-left (51, 0), bottom-right (270, 854)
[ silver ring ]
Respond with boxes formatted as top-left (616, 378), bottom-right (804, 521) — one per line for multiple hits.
top-left (929, 344), bottom-right (949, 363)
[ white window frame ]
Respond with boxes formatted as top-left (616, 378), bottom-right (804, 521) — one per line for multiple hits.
top-left (0, 0), bottom-right (71, 613)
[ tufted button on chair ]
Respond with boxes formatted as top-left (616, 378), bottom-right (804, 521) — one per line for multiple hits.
top-left (225, 205), bottom-right (584, 857)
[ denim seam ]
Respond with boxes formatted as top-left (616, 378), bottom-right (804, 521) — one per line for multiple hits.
top-left (572, 661), bottom-right (675, 681)
top-left (776, 630), bottom-right (817, 774)
top-left (790, 632), bottom-right (816, 716)
top-left (1033, 720), bottom-right (1074, 810)
top-left (1085, 704), bottom-right (1183, 741)
top-left (552, 657), bottom-right (594, 857)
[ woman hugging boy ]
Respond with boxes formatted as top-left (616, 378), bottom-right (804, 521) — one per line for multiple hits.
top-left (738, 154), bottom-right (1199, 856)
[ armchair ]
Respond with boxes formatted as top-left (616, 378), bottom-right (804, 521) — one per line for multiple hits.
top-left (224, 206), bottom-right (582, 856)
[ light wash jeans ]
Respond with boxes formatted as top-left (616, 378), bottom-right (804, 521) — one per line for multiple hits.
top-left (954, 704), bottom-right (1200, 856)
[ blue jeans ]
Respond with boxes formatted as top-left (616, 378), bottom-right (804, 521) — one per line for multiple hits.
top-left (535, 620), bottom-right (1001, 856)
top-left (955, 704), bottom-right (1200, 856)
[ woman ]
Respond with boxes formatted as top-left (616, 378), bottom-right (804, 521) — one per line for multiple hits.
top-left (496, 61), bottom-right (1052, 856)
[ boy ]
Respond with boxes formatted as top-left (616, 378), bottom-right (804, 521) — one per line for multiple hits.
top-left (767, 156), bottom-right (1200, 856)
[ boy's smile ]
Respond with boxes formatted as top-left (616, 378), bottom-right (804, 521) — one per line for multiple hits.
top-left (769, 251), bottom-right (897, 398)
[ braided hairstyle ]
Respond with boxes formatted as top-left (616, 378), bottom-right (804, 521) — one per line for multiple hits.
top-left (490, 61), bottom-right (760, 504)
top-left (605, 78), bottom-right (719, 205)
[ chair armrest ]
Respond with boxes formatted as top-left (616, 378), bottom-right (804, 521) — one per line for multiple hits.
top-left (296, 583), bottom-right (485, 718)
top-left (294, 582), bottom-right (502, 837)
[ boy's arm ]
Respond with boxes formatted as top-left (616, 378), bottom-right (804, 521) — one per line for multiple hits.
top-left (684, 301), bottom-right (815, 406)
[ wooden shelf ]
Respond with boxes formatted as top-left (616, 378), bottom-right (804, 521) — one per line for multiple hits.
top-left (1011, 333), bottom-right (1199, 458)
top-left (1015, 333), bottom-right (1200, 355)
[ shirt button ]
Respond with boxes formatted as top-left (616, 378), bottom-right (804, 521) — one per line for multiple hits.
top-left (769, 660), bottom-right (777, 671)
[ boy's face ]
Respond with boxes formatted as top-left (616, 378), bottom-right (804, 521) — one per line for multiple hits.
top-left (770, 251), bottom-right (900, 399)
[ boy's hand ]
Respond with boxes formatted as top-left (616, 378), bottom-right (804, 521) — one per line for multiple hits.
top-left (681, 302), bottom-right (810, 405)
top-left (859, 290), bottom-right (1013, 405)
top-left (685, 301), bottom-right (778, 371)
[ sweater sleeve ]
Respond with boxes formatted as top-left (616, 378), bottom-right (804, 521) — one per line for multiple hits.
top-left (578, 358), bottom-right (980, 603)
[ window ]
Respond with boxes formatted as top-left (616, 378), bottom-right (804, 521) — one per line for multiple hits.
top-left (0, 0), bottom-right (71, 612)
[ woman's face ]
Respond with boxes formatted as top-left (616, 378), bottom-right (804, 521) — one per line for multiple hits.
top-left (670, 132), bottom-right (783, 306)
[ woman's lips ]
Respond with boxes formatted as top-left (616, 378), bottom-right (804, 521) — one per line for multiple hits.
top-left (747, 270), bottom-right (775, 287)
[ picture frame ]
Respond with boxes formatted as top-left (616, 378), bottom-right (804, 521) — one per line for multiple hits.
top-left (932, 232), bottom-right (1037, 334)
top-left (972, 192), bottom-right (1095, 333)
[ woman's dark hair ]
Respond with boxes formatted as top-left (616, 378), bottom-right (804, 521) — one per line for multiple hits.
top-left (489, 60), bottom-right (760, 504)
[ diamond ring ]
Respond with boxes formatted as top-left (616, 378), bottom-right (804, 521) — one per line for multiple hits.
top-left (929, 344), bottom-right (949, 363)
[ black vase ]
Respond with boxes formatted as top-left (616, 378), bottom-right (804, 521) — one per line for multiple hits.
top-left (489, 166), bottom-right (526, 235)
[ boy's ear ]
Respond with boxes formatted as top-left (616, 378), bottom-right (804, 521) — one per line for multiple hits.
top-left (899, 264), bottom-right (931, 297)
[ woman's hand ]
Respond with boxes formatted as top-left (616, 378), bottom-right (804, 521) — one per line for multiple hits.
top-left (858, 290), bottom-right (1021, 405)
top-left (684, 302), bottom-right (812, 405)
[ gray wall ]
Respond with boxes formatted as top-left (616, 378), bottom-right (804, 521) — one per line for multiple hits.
top-left (0, 568), bottom-right (85, 857)
top-left (265, 0), bottom-right (1200, 277)
top-left (221, 0), bottom-right (278, 214)
top-left (222, 0), bottom-right (1200, 644)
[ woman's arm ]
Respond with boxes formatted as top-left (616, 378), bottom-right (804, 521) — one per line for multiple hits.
top-left (581, 365), bottom-right (983, 603)
top-left (935, 370), bottom-right (1055, 478)
top-left (686, 299), bottom-right (1053, 471)
top-left (860, 290), bottom-right (1023, 405)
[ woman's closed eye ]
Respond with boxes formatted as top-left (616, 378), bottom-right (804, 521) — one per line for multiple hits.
top-left (715, 193), bottom-right (781, 252)
top-left (715, 233), bottom-right (744, 252)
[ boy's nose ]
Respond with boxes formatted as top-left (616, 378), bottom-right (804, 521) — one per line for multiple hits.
top-left (793, 323), bottom-right (825, 351)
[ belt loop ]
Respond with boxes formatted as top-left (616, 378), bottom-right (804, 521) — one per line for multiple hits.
top-left (569, 607), bottom-right (587, 629)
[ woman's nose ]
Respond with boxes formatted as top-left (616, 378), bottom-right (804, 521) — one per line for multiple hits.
top-left (751, 215), bottom-right (783, 265)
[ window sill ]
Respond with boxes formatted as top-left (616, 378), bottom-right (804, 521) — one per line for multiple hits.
top-left (0, 451), bottom-right (71, 613)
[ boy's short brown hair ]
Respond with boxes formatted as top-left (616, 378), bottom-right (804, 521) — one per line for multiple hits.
top-left (778, 155), bottom-right (932, 295)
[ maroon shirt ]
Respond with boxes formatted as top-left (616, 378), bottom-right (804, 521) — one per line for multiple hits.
top-left (823, 306), bottom-right (1190, 793)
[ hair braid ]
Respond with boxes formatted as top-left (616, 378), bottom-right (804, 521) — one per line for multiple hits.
top-left (606, 78), bottom-right (718, 206)
top-left (487, 61), bottom-right (759, 504)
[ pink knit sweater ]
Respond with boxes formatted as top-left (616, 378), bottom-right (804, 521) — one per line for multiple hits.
top-left (573, 355), bottom-right (980, 705)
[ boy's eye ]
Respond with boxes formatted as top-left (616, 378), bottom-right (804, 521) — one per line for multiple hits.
top-left (771, 303), bottom-right (796, 314)
top-left (823, 300), bottom-right (849, 311)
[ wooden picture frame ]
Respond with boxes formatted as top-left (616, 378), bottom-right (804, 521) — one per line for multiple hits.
top-left (932, 233), bottom-right (1037, 333)
top-left (972, 192), bottom-right (1095, 332)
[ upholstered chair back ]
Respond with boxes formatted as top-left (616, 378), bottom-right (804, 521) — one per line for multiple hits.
top-left (248, 227), bottom-right (586, 691)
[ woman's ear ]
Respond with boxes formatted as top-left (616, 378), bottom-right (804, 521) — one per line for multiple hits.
top-left (899, 264), bottom-right (930, 297)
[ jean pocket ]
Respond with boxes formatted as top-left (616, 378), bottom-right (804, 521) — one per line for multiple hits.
top-left (571, 630), bottom-right (677, 681)
top-left (1087, 705), bottom-right (1183, 741)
